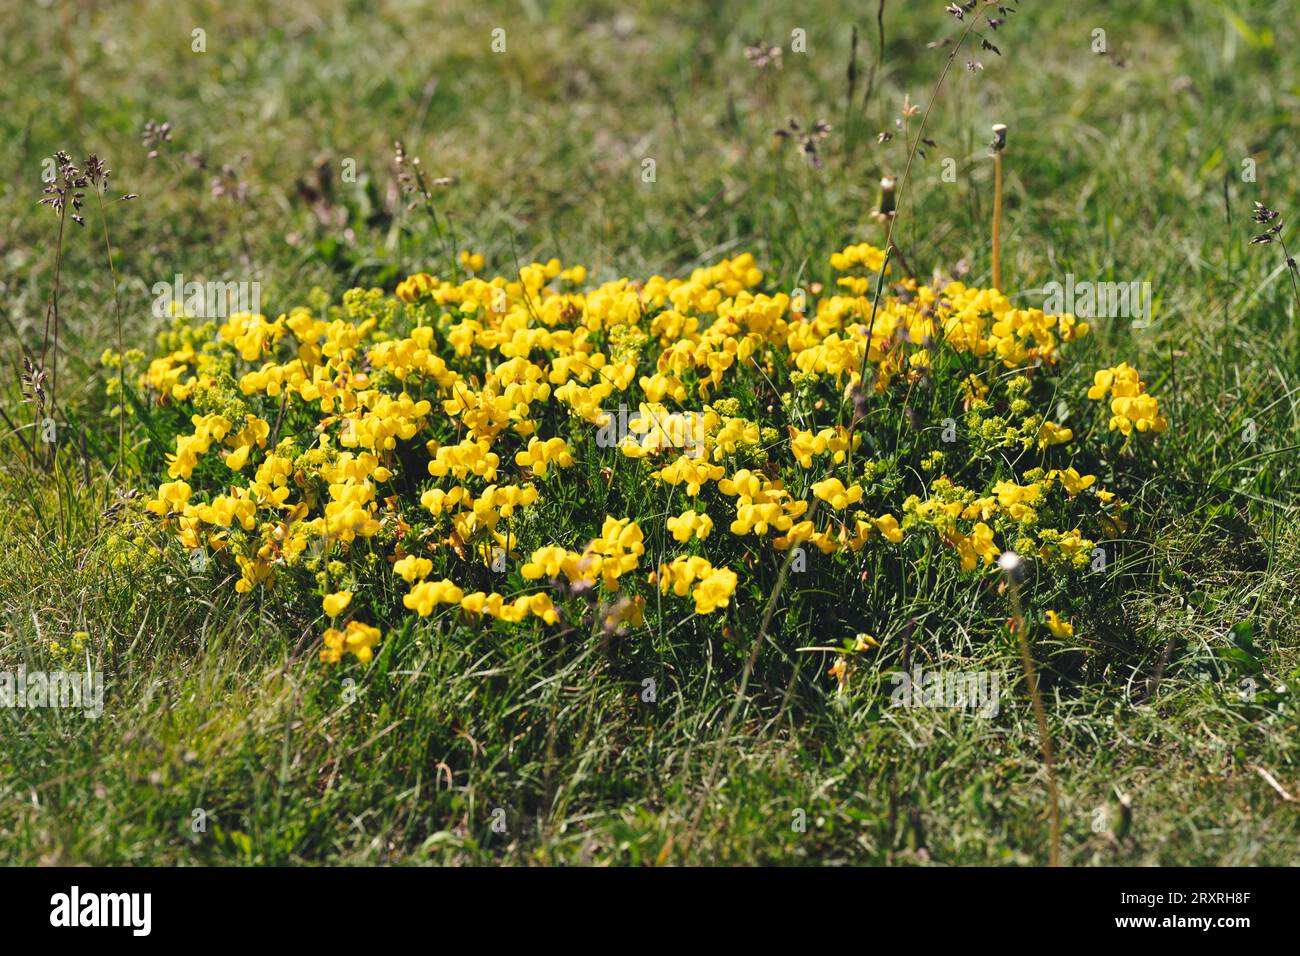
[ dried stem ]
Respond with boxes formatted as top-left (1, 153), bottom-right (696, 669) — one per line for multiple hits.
top-left (991, 123), bottom-right (1007, 289)
top-left (40, 204), bottom-right (68, 464)
top-left (880, 4), bottom-right (987, 260)
top-left (395, 141), bottom-right (459, 284)
top-left (1278, 235), bottom-right (1300, 316)
top-left (93, 187), bottom-right (127, 472)
top-left (850, 3), bottom-right (989, 409)
top-left (1002, 553), bottom-right (1062, 866)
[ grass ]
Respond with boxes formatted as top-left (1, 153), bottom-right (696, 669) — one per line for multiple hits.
top-left (0, 0), bottom-right (1298, 865)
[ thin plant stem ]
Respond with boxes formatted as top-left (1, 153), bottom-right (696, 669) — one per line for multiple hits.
top-left (851, 3), bottom-right (989, 407)
top-left (880, 5), bottom-right (987, 264)
top-left (992, 151), bottom-right (1003, 289)
top-left (1278, 236), bottom-right (1300, 316)
top-left (406, 152), bottom-right (459, 285)
top-left (1005, 565), bottom-right (1062, 866)
top-left (94, 188), bottom-right (127, 472)
top-left (40, 204), bottom-right (68, 433)
top-left (991, 123), bottom-right (1007, 289)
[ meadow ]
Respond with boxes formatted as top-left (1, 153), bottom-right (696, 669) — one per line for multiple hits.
top-left (0, 0), bottom-right (1297, 865)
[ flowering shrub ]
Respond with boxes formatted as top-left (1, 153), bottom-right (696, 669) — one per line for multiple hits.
top-left (121, 243), bottom-right (1165, 670)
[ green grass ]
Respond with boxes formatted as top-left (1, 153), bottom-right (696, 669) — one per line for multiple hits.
top-left (1, 0), bottom-right (1298, 865)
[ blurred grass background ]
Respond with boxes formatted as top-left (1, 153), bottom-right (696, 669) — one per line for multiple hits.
top-left (0, 0), bottom-right (1297, 864)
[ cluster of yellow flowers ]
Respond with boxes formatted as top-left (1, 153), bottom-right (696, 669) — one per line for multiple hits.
top-left (320, 620), bottom-right (381, 665)
top-left (129, 243), bottom-right (1164, 666)
top-left (650, 555), bottom-right (739, 615)
top-left (1087, 362), bottom-right (1169, 435)
top-left (521, 516), bottom-right (645, 591)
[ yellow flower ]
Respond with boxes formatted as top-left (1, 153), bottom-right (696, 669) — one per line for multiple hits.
top-left (403, 579), bottom-right (465, 616)
top-left (812, 477), bottom-right (864, 511)
top-left (393, 555), bottom-right (433, 583)
top-left (790, 426), bottom-right (858, 468)
top-left (652, 454), bottom-right (724, 496)
top-left (993, 480), bottom-right (1042, 521)
top-left (1049, 467), bottom-right (1096, 496)
top-left (1087, 362), bottom-right (1167, 435)
top-left (522, 526), bottom-right (638, 591)
top-left (830, 241), bottom-right (890, 275)
top-left (146, 480), bottom-right (192, 516)
top-left (951, 521), bottom-right (999, 571)
top-left (666, 509), bottom-right (714, 543)
top-left (1037, 420), bottom-right (1073, 449)
top-left (1045, 610), bottom-right (1074, 639)
top-left (514, 436), bottom-right (575, 477)
top-left (323, 591), bottom-right (353, 616)
top-left (226, 443), bottom-right (252, 471)
top-left (320, 620), bottom-right (382, 664)
top-left (651, 555), bottom-right (736, 614)
top-left (692, 566), bottom-right (738, 614)
top-left (873, 514), bottom-right (904, 543)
